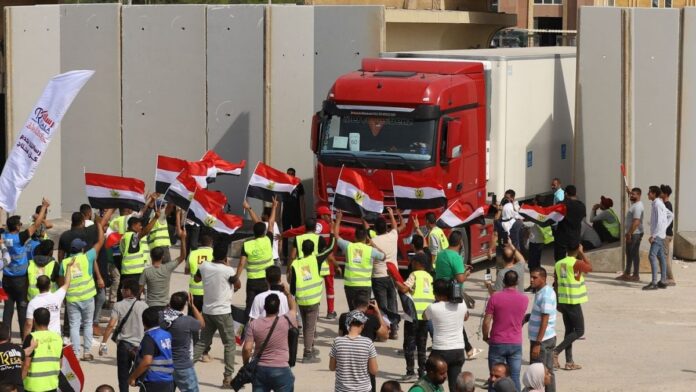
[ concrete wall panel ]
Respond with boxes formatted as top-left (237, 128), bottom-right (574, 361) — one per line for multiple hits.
top-left (575, 7), bottom-right (622, 218)
top-left (677, 8), bottom-right (696, 232)
top-left (5, 5), bottom-right (61, 219)
top-left (60, 4), bottom-right (121, 213)
top-left (630, 8), bottom-right (680, 231)
top-left (206, 5), bottom-right (265, 214)
top-left (121, 5), bottom-right (206, 186)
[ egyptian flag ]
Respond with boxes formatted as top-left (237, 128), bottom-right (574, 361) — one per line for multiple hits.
top-left (202, 150), bottom-right (245, 180)
top-left (164, 170), bottom-right (199, 209)
top-left (246, 162), bottom-right (300, 202)
top-left (392, 172), bottom-right (446, 210)
top-left (188, 189), bottom-right (242, 235)
top-left (519, 203), bottom-right (567, 226)
top-left (85, 173), bottom-right (146, 211)
top-left (155, 155), bottom-right (208, 194)
top-left (437, 202), bottom-right (489, 228)
top-left (334, 168), bottom-right (384, 216)
top-left (58, 345), bottom-right (84, 392)
top-left (232, 304), bottom-right (248, 345)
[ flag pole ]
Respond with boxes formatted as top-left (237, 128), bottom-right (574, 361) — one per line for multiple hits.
top-left (243, 161), bottom-right (261, 219)
top-left (331, 164), bottom-right (345, 214)
top-left (390, 172), bottom-right (398, 212)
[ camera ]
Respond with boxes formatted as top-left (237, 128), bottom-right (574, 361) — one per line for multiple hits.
top-left (449, 280), bottom-right (463, 304)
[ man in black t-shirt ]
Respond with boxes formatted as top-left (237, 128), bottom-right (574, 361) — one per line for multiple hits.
top-left (0, 322), bottom-right (24, 391)
top-left (553, 185), bottom-right (586, 261)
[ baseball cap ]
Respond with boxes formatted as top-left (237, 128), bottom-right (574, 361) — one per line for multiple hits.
top-left (70, 238), bottom-right (87, 253)
top-left (316, 206), bottom-right (332, 216)
top-left (345, 310), bottom-right (368, 330)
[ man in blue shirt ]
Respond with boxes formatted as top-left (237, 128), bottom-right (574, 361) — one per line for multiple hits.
top-left (528, 267), bottom-right (557, 392)
top-left (551, 178), bottom-right (565, 205)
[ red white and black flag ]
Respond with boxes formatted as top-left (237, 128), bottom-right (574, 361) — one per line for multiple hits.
top-left (392, 172), bottom-right (446, 210)
top-left (85, 173), bottom-right (146, 211)
top-left (202, 150), bottom-right (245, 180)
top-left (155, 155), bottom-right (208, 194)
top-left (519, 203), bottom-right (566, 226)
top-left (188, 189), bottom-right (243, 235)
top-left (437, 201), bottom-right (489, 228)
top-left (334, 168), bottom-right (384, 216)
top-left (246, 162), bottom-right (300, 202)
top-left (164, 170), bottom-right (199, 210)
top-left (58, 345), bottom-right (84, 392)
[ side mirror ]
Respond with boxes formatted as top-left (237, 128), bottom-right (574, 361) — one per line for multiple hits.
top-left (446, 120), bottom-right (462, 160)
top-left (310, 113), bottom-right (321, 153)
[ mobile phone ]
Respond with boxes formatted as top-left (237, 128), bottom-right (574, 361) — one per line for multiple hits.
top-left (484, 268), bottom-right (492, 282)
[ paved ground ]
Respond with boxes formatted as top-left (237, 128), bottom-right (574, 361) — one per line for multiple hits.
top-left (7, 242), bottom-right (695, 391)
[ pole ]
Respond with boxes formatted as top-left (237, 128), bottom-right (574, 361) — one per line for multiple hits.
top-left (331, 164), bottom-right (345, 214)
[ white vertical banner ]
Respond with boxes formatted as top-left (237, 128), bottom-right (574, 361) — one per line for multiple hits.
top-left (0, 70), bottom-right (94, 212)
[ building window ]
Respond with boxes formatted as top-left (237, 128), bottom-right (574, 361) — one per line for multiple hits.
top-left (652, 0), bottom-right (659, 6)
top-left (607, 0), bottom-right (615, 5)
top-left (534, 0), bottom-right (562, 4)
top-left (665, 0), bottom-right (672, 6)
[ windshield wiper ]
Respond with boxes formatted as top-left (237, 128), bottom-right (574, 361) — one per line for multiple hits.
top-left (323, 151), bottom-right (367, 168)
top-left (373, 153), bottom-right (415, 170)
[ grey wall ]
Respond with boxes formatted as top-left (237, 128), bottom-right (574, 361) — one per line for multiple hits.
top-left (60, 4), bottom-right (122, 214)
top-left (677, 8), bottom-right (696, 232)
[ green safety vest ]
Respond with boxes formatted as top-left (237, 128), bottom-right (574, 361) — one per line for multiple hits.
top-left (555, 256), bottom-right (588, 305)
top-left (188, 247), bottom-right (213, 296)
top-left (24, 330), bottom-right (62, 392)
top-left (62, 253), bottom-right (97, 303)
top-left (120, 232), bottom-right (147, 275)
top-left (344, 242), bottom-right (373, 287)
top-left (148, 219), bottom-right (171, 249)
top-left (292, 255), bottom-right (323, 306)
top-left (429, 227), bottom-right (449, 253)
top-left (602, 208), bottom-right (620, 239)
top-left (110, 215), bottom-right (128, 235)
top-left (27, 259), bottom-right (57, 301)
top-left (296, 233), bottom-right (319, 258)
top-left (243, 237), bottom-right (274, 279)
top-left (411, 270), bottom-right (435, 320)
top-left (540, 225), bottom-right (554, 245)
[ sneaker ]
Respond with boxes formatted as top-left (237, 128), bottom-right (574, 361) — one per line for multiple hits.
top-left (302, 354), bottom-right (321, 364)
top-left (222, 376), bottom-right (233, 389)
top-left (389, 330), bottom-right (399, 340)
top-left (466, 347), bottom-right (483, 360)
top-left (326, 311), bottom-right (337, 320)
top-left (614, 274), bottom-right (629, 281)
top-left (630, 275), bottom-right (640, 282)
top-left (402, 371), bottom-right (417, 381)
top-left (81, 353), bottom-right (94, 362)
top-left (201, 354), bottom-right (212, 363)
top-left (642, 283), bottom-right (658, 291)
top-left (657, 281), bottom-right (668, 289)
top-left (312, 348), bottom-right (320, 356)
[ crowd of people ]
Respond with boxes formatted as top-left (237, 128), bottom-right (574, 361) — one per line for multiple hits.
top-left (0, 170), bottom-right (676, 392)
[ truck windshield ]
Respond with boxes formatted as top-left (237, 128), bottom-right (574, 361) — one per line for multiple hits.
top-left (319, 114), bottom-right (437, 169)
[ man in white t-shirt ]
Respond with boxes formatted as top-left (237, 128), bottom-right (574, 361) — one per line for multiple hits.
top-left (248, 265), bottom-right (289, 320)
top-left (24, 257), bottom-right (76, 337)
top-left (369, 207), bottom-right (406, 340)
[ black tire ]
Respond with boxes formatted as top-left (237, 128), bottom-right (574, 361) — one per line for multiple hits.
top-left (455, 227), bottom-right (470, 264)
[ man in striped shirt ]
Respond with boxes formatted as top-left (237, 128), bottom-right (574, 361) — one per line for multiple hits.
top-left (330, 310), bottom-right (378, 392)
top-left (528, 267), bottom-right (557, 392)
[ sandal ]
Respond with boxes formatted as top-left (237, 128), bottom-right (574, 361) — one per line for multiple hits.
top-left (564, 362), bottom-right (582, 370)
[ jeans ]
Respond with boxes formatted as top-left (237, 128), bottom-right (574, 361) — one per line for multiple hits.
top-left (431, 348), bottom-right (466, 392)
top-left (193, 313), bottom-right (236, 377)
top-left (528, 242), bottom-right (543, 271)
top-left (371, 277), bottom-right (399, 328)
top-left (173, 367), bottom-right (199, 392)
top-left (530, 336), bottom-right (556, 392)
top-left (252, 366), bottom-right (295, 392)
top-left (648, 237), bottom-right (667, 284)
top-left (488, 344), bottom-right (522, 392)
top-left (93, 288), bottom-right (106, 325)
top-left (299, 304), bottom-right (319, 356)
top-left (2, 275), bottom-right (28, 337)
top-left (624, 233), bottom-right (643, 276)
top-left (404, 319), bottom-right (428, 375)
top-left (117, 341), bottom-right (138, 392)
top-left (344, 286), bottom-right (371, 311)
top-left (67, 298), bottom-right (95, 356)
top-left (554, 303), bottom-right (584, 363)
top-left (188, 294), bottom-right (209, 354)
top-left (140, 381), bottom-right (174, 392)
top-left (245, 278), bottom-right (269, 319)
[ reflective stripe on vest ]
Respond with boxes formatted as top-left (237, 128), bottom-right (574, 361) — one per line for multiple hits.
top-left (319, 260), bottom-right (330, 277)
top-left (62, 253), bottom-right (97, 303)
top-left (27, 260), bottom-right (57, 301)
top-left (555, 256), bottom-right (588, 305)
top-left (344, 242), bottom-right (373, 287)
top-left (142, 328), bottom-right (174, 383)
top-left (411, 270), bottom-right (435, 320)
top-left (23, 330), bottom-right (62, 392)
top-left (120, 232), bottom-right (147, 275)
top-left (602, 208), bottom-right (620, 239)
top-left (296, 233), bottom-right (319, 258)
top-left (148, 219), bottom-right (171, 248)
top-left (243, 237), bottom-right (273, 279)
top-left (292, 255), bottom-right (323, 306)
top-left (188, 247), bottom-right (213, 295)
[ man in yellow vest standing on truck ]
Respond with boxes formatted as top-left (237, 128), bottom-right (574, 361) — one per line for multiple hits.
top-left (22, 307), bottom-right (63, 392)
top-left (553, 242), bottom-right (592, 371)
top-left (333, 211), bottom-right (386, 310)
top-left (118, 210), bottom-right (159, 301)
top-left (590, 196), bottom-right (620, 243)
top-left (237, 198), bottom-right (279, 318)
top-left (290, 240), bottom-right (324, 363)
top-left (424, 212), bottom-right (448, 266)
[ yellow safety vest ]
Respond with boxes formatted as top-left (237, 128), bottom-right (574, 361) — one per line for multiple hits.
top-left (292, 255), bottom-right (323, 306)
top-left (319, 260), bottom-right (331, 277)
top-left (296, 233), bottom-right (319, 258)
top-left (24, 330), bottom-right (62, 392)
top-left (27, 259), bottom-right (57, 301)
top-left (411, 270), bottom-right (435, 320)
top-left (555, 256), bottom-right (588, 305)
top-left (429, 227), bottom-right (449, 252)
top-left (62, 253), bottom-right (97, 303)
top-left (540, 226), bottom-right (554, 245)
top-left (148, 219), bottom-right (171, 249)
top-left (602, 208), bottom-right (620, 239)
top-left (120, 232), bottom-right (147, 275)
top-left (188, 247), bottom-right (213, 296)
top-left (243, 237), bottom-right (274, 279)
top-left (344, 242), bottom-right (373, 287)
top-left (110, 215), bottom-right (128, 235)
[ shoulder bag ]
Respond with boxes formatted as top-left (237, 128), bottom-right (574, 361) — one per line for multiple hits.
top-left (111, 299), bottom-right (138, 343)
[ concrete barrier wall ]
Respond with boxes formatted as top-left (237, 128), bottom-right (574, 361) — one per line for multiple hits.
top-left (677, 8), bottom-right (696, 232)
top-left (60, 4), bottom-right (122, 214)
top-left (5, 5), bottom-right (61, 219)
